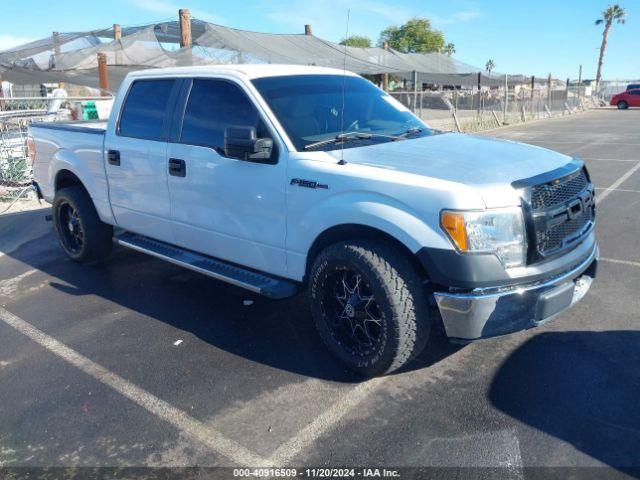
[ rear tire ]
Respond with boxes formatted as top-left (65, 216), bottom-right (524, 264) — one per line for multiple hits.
top-left (618, 101), bottom-right (628, 110)
top-left (53, 186), bottom-right (113, 262)
top-left (309, 240), bottom-right (430, 377)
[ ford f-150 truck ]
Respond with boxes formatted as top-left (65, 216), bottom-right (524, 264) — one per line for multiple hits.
top-left (29, 65), bottom-right (598, 376)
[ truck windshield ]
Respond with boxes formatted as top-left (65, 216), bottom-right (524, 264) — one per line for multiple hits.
top-left (251, 75), bottom-right (431, 151)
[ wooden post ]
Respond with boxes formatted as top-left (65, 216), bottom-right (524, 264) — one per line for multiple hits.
top-left (179, 9), bottom-right (192, 47)
top-left (382, 41), bottom-right (389, 92)
top-left (113, 24), bottom-right (122, 65)
top-left (304, 24), bottom-right (313, 35)
top-left (97, 52), bottom-right (109, 96)
top-left (52, 32), bottom-right (61, 56)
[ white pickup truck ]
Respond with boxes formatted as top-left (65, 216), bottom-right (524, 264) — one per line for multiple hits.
top-left (30, 65), bottom-right (598, 376)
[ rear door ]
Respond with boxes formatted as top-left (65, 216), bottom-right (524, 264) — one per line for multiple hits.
top-left (629, 90), bottom-right (640, 107)
top-left (104, 78), bottom-right (180, 243)
top-left (166, 77), bottom-right (288, 276)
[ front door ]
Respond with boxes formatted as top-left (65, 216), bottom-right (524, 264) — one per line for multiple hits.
top-left (166, 78), bottom-right (288, 276)
top-left (105, 78), bottom-right (179, 243)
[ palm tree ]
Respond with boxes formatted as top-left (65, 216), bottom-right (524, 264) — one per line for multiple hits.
top-left (595, 4), bottom-right (626, 90)
top-left (442, 43), bottom-right (456, 56)
top-left (485, 59), bottom-right (495, 76)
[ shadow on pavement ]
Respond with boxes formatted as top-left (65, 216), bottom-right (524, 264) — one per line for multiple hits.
top-left (489, 330), bottom-right (640, 473)
top-left (1, 210), bottom-right (461, 382)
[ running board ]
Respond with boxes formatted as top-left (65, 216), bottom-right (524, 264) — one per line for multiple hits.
top-left (114, 232), bottom-right (298, 299)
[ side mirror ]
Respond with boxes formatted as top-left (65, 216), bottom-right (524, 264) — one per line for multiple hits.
top-left (224, 126), bottom-right (273, 161)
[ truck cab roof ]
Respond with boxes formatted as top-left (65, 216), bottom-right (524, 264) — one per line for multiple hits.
top-left (127, 64), bottom-right (359, 81)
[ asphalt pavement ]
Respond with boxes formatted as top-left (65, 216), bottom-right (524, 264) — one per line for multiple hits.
top-left (0, 108), bottom-right (639, 478)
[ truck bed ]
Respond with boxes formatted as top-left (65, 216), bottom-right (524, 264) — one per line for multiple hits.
top-left (30, 120), bottom-right (109, 216)
top-left (30, 120), bottom-right (107, 135)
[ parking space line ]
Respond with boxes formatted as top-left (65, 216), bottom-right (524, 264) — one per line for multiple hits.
top-left (596, 161), bottom-right (640, 203)
top-left (600, 257), bottom-right (640, 268)
top-left (0, 269), bottom-right (38, 297)
top-left (535, 141), bottom-right (640, 146)
top-left (268, 377), bottom-right (387, 465)
top-left (595, 187), bottom-right (640, 194)
top-left (583, 158), bottom-right (639, 162)
top-left (0, 306), bottom-right (271, 467)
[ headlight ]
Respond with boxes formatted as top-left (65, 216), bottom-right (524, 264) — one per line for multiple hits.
top-left (441, 207), bottom-right (527, 268)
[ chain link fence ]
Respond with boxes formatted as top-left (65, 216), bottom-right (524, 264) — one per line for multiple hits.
top-left (0, 122), bottom-right (34, 213)
top-left (0, 82), bottom-right (599, 214)
top-left (388, 84), bottom-right (598, 132)
top-left (0, 95), bottom-right (113, 213)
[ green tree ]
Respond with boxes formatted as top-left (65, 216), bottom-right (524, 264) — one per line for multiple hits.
top-left (442, 43), bottom-right (456, 56)
top-left (339, 35), bottom-right (372, 48)
top-left (378, 17), bottom-right (446, 53)
top-left (595, 4), bottom-right (626, 89)
top-left (485, 59), bottom-right (496, 75)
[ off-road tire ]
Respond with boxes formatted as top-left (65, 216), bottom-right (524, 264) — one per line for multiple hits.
top-left (309, 240), bottom-right (430, 377)
top-left (53, 186), bottom-right (113, 262)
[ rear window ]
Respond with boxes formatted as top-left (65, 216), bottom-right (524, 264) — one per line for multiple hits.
top-left (119, 79), bottom-right (175, 140)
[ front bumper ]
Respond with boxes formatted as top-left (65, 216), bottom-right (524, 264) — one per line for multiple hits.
top-left (433, 244), bottom-right (598, 341)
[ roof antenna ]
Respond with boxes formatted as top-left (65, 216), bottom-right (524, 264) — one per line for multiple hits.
top-left (338, 9), bottom-right (350, 166)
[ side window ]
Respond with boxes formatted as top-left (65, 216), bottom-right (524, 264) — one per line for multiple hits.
top-left (119, 79), bottom-right (175, 140)
top-left (180, 79), bottom-right (269, 155)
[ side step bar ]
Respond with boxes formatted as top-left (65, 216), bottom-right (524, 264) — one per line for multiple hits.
top-left (114, 232), bottom-right (298, 299)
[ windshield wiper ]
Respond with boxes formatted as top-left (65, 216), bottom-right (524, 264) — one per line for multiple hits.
top-left (304, 132), bottom-right (402, 150)
top-left (394, 127), bottom-right (423, 140)
top-left (304, 132), bottom-right (373, 150)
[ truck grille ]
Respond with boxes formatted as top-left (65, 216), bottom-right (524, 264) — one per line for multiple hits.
top-left (536, 207), bottom-right (595, 254)
top-left (526, 167), bottom-right (595, 260)
top-left (531, 170), bottom-right (588, 210)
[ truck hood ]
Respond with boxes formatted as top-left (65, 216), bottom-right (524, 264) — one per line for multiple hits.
top-left (325, 132), bottom-right (574, 208)
top-left (327, 132), bottom-right (572, 186)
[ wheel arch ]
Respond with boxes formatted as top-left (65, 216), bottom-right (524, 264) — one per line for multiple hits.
top-left (55, 169), bottom-right (85, 192)
top-left (304, 223), bottom-right (428, 284)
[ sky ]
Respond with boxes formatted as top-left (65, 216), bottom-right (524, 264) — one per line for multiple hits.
top-left (1, 0), bottom-right (638, 81)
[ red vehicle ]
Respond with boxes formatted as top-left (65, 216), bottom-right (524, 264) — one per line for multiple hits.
top-left (610, 89), bottom-right (640, 109)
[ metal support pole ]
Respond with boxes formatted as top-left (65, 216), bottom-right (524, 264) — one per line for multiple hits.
top-left (503, 74), bottom-right (508, 124)
top-left (530, 75), bottom-right (535, 115)
top-left (477, 72), bottom-right (482, 117)
top-left (413, 71), bottom-right (418, 114)
top-left (97, 52), bottom-right (109, 96)
top-left (304, 24), bottom-right (313, 35)
top-left (547, 73), bottom-right (552, 112)
top-left (179, 9), bottom-right (192, 47)
top-left (382, 41), bottom-right (389, 92)
top-left (452, 111), bottom-right (461, 132)
top-left (0, 71), bottom-right (4, 111)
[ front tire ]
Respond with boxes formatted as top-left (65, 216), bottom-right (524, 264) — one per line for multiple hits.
top-left (53, 186), bottom-right (113, 262)
top-left (309, 240), bottom-right (430, 377)
top-left (618, 101), bottom-right (628, 110)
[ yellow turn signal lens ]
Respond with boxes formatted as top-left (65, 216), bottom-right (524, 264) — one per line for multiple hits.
top-left (441, 211), bottom-right (468, 251)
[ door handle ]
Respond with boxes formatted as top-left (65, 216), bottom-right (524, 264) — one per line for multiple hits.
top-left (168, 158), bottom-right (186, 177)
top-left (107, 150), bottom-right (120, 166)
